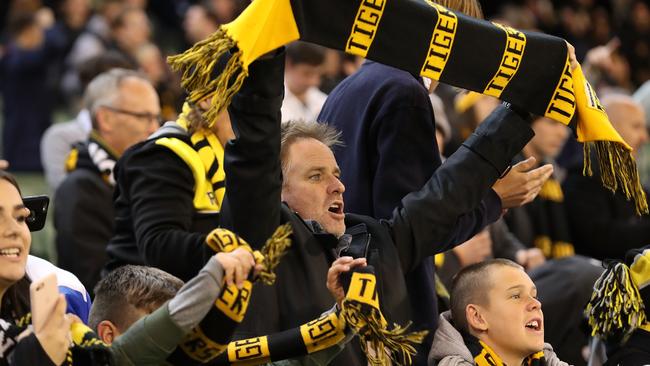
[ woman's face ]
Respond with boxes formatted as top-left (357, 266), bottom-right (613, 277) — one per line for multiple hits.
top-left (0, 180), bottom-right (31, 294)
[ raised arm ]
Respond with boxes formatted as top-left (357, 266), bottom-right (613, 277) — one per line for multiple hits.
top-left (389, 105), bottom-right (535, 272)
top-left (221, 50), bottom-right (286, 249)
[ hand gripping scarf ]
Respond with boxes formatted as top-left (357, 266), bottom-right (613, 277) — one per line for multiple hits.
top-left (586, 246), bottom-right (650, 341)
top-left (0, 314), bottom-right (113, 366)
top-left (464, 331), bottom-right (545, 366)
top-left (167, 224), bottom-right (293, 364)
top-left (168, 0), bottom-right (648, 215)
top-left (200, 266), bottom-right (426, 366)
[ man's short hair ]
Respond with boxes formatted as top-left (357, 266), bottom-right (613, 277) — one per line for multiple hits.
top-left (286, 41), bottom-right (326, 66)
top-left (88, 265), bottom-right (183, 332)
top-left (280, 120), bottom-right (343, 172)
top-left (84, 68), bottom-right (149, 129)
top-left (450, 258), bottom-right (522, 333)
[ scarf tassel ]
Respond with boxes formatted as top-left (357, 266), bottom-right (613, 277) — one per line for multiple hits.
top-left (257, 223), bottom-right (293, 285)
top-left (341, 301), bottom-right (428, 365)
top-left (583, 141), bottom-right (649, 215)
top-left (167, 28), bottom-right (248, 127)
top-left (586, 262), bottom-right (646, 339)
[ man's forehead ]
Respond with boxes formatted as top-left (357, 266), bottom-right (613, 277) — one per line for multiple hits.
top-left (287, 139), bottom-right (339, 167)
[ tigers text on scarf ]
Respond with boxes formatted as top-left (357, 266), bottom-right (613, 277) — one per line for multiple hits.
top-left (207, 265), bottom-right (427, 366)
top-left (168, 0), bottom-right (647, 215)
top-left (464, 332), bottom-right (545, 366)
top-left (167, 224), bottom-right (293, 364)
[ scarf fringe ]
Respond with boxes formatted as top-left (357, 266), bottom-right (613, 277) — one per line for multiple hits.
top-left (342, 301), bottom-right (428, 365)
top-left (583, 141), bottom-right (648, 215)
top-left (167, 28), bottom-right (248, 127)
top-left (257, 223), bottom-right (293, 285)
top-left (586, 262), bottom-right (646, 338)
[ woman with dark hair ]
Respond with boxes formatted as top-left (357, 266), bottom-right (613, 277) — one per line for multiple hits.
top-left (0, 170), bottom-right (96, 365)
top-left (0, 170), bottom-right (72, 365)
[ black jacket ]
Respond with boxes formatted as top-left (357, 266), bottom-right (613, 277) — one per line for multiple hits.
top-left (54, 139), bottom-right (115, 292)
top-left (105, 132), bottom-right (216, 282)
top-left (604, 329), bottom-right (650, 366)
top-left (221, 53), bottom-right (534, 363)
top-left (563, 155), bottom-right (650, 260)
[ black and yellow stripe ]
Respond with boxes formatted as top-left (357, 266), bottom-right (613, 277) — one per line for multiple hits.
top-left (169, 0), bottom-right (647, 214)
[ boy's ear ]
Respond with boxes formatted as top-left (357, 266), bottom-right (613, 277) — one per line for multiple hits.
top-left (97, 320), bottom-right (120, 345)
top-left (466, 304), bottom-right (489, 332)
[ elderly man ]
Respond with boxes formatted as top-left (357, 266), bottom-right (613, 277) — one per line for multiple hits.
top-left (564, 94), bottom-right (650, 260)
top-left (216, 47), bottom-right (554, 364)
top-left (54, 68), bottom-right (160, 293)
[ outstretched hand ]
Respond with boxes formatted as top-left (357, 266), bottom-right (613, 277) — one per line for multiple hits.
top-left (326, 256), bottom-right (367, 308)
top-left (492, 157), bottom-right (553, 209)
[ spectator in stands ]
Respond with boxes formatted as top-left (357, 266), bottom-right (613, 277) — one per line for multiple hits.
top-left (564, 94), bottom-right (650, 260)
top-left (109, 6), bottom-right (151, 66)
top-left (281, 41), bottom-right (328, 122)
top-left (41, 51), bottom-right (135, 192)
top-left (55, 68), bottom-right (160, 293)
top-left (429, 259), bottom-right (568, 366)
top-left (0, 170), bottom-right (91, 364)
top-left (0, 10), bottom-right (65, 171)
top-left (183, 2), bottom-right (219, 45)
top-left (135, 42), bottom-right (184, 121)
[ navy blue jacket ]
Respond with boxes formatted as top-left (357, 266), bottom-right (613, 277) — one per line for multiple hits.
top-left (319, 61), bottom-right (501, 364)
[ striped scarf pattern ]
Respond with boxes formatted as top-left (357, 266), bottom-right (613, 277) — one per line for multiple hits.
top-left (168, 0), bottom-right (647, 215)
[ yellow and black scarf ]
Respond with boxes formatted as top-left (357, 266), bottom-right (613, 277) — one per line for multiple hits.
top-left (167, 224), bottom-right (293, 364)
top-left (155, 103), bottom-right (227, 212)
top-left (168, 0), bottom-right (647, 215)
top-left (586, 246), bottom-right (650, 341)
top-left (464, 333), bottom-right (545, 366)
top-left (65, 131), bottom-right (120, 186)
top-left (201, 266), bottom-right (427, 366)
top-left (0, 314), bottom-right (113, 366)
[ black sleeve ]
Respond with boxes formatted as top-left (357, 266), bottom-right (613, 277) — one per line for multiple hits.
top-left (54, 173), bottom-right (112, 292)
top-left (220, 51), bottom-right (286, 249)
top-left (123, 145), bottom-right (212, 281)
top-left (388, 105), bottom-right (534, 272)
top-left (564, 171), bottom-right (650, 259)
top-left (9, 333), bottom-right (56, 366)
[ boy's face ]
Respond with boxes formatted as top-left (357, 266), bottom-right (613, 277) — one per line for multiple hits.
top-left (476, 266), bottom-right (544, 358)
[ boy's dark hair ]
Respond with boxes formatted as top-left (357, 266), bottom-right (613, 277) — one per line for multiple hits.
top-left (286, 41), bottom-right (326, 66)
top-left (450, 258), bottom-right (522, 333)
top-left (89, 266), bottom-right (183, 332)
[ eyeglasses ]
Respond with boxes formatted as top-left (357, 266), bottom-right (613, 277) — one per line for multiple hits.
top-left (102, 105), bottom-right (163, 125)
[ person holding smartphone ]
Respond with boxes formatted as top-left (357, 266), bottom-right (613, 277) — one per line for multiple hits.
top-left (0, 170), bottom-right (89, 365)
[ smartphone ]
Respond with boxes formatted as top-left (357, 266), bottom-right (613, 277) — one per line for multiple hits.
top-left (30, 273), bottom-right (59, 332)
top-left (23, 195), bottom-right (49, 232)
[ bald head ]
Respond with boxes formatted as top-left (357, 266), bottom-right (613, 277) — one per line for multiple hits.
top-left (602, 94), bottom-right (647, 153)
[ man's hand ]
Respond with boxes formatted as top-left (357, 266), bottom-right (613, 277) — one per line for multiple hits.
top-left (453, 230), bottom-right (492, 267)
top-left (326, 256), bottom-right (367, 308)
top-left (492, 157), bottom-right (553, 209)
top-left (566, 41), bottom-right (578, 71)
top-left (35, 294), bottom-right (73, 365)
top-left (215, 248), bottom-right (259, 288)
top-left (515, 248), bottom-right (546, 270)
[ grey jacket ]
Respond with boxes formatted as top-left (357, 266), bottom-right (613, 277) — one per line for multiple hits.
top-left (429, 311), bottom-right (570, 366)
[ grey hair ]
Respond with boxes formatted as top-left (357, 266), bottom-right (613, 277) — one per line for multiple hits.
top-left (84, 68), bottom-right (148, 128)
top-left (280, 120), bottom-right (343, 172)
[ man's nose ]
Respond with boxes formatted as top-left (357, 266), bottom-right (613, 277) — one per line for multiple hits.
top-left (329, 176), bottom-right (345, 194)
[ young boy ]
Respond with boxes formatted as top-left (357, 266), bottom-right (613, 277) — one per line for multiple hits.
top-left (429, 259), bottom-right (568, 366)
